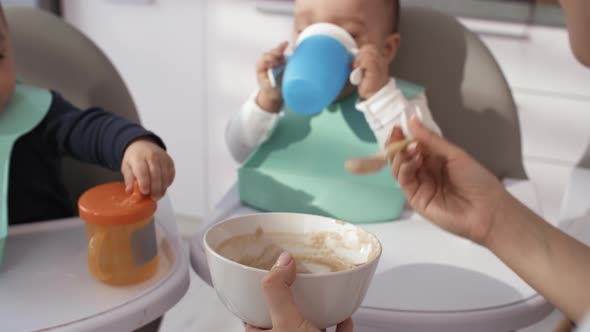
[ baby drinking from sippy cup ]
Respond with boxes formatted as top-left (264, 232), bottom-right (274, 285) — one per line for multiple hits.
top-left (227, 0), bottom-right (442, 223)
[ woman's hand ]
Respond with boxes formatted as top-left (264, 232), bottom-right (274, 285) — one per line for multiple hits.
top-left (246, 252), bottom-right (354, 332)
top-left (388, 116), bottom-right (509, 245)
top-left (389, 116), bottom-right (590, 322)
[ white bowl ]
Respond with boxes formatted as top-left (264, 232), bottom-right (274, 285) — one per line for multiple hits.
top-left (203, 213), bottom-right (382, 329)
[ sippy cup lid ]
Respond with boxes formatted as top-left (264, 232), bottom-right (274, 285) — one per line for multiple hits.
top-left (78, 182), bottom-right (156, 226)
top-left (296, 23), bottom-right (358, 53)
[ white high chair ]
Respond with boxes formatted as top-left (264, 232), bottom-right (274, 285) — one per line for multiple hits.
top-left (191, 6), bottom-right (552, 332)
top-left (1, 8), bottom-right (189, 332)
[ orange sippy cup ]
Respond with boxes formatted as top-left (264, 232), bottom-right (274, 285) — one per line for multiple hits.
top-left (78, 182), bottom-right (159, 286)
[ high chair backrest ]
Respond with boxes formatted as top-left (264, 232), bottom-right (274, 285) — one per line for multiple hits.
top-left (6, 7), bottom-right (141, 201)
top-left (391, 6), bottom-right (527, 179)
top-left (578, 147), bottom-right (590, 169)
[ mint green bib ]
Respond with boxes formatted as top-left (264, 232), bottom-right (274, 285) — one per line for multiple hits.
top-left (239, 80), bottom-right (424, 224)
top-left (0, 83), bottom-right (52, 267)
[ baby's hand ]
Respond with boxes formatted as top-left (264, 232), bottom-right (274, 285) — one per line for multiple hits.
top-left (256, 41), bottom-right (289, 113)
top-left (121, 137), bottom-right (175, 200)
top-left (354, 45), bottom-right (391, 100)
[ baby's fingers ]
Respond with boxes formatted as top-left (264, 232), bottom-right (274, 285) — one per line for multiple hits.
top-left (352, 45), bottom-right (380, 69)
top-left (256, 53), bottom-right (285, 83)
top-left (148, 159), bottom-right (163, 200)
top-left (271, 41), bottom-right (289, 56)
top-left (352, 50), bottom-right (365, 69)
top-left (121, 163), bottom-right (135, 193)
top-left (132, 160), bottom-right (151, 196)
top-left (257, 53), bottom-right (278, 72)
top-left (163, 159), bottom-right (176, 192)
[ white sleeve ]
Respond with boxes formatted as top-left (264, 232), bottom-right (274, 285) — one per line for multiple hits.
top-left (225, 91), bottom-right (281, 163)
top-left (577, 315), bottom-right (590, 332)
top-left (356, 78), bottom-right (442, 148)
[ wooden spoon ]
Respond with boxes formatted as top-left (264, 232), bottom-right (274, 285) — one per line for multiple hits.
top-left (345, 139), bottom-right (414, 175)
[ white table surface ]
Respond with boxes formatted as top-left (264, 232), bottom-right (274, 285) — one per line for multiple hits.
top-left (0, 197), bottom-right (190, 332)
top-left (190, 180), bottom-right (553, 332)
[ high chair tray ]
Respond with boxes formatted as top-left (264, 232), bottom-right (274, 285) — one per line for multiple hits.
top-left (191, 179), bottom-right (553, 332)
top-left (0, 197), bottom-right (189, 332)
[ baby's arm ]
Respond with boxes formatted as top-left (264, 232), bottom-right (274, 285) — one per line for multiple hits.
top-left (356, 78), bottom-right (441, 148)
top-left (42, 92), bottom-right (174, 199)
top-left (227, 42), bottom-right (288, 163)
top-left (226, 91), bottom-right (281, 163)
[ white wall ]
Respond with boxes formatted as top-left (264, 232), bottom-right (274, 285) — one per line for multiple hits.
top-left (3, 0), bottom-right (38, 6)
top-left (62, 0), bottom-right (207, 218)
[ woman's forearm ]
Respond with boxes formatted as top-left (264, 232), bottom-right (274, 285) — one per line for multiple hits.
top-left (486, 192), bottom-right (590, 322)
top-left (559, 0), bottom-right (590, 65)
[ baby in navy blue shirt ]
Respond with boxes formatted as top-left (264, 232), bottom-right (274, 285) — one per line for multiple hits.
top-left (0, 6), bottom-right (175, 225)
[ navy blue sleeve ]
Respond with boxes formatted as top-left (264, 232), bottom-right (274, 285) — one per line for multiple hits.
top-left (42, 92), bottom-right (166, 170)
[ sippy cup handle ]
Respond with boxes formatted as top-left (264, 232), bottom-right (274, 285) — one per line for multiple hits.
top-left (348, 48), bottom-right (363, 86)
top-left (267, 67), bottom-right (282, 89)
top-left (88, 230), bottom-right (112, 282)
top-left (267, 54), bottom-right (291, 89)
top-left (349, 67), bottom-right (363, 86)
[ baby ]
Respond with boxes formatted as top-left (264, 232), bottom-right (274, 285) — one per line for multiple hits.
top-left (225, 0), bottom-right (442, 222)
top-left (226, 0), bottom-right (441, 162)
top-left (0, 5), bottom-right (175, 225)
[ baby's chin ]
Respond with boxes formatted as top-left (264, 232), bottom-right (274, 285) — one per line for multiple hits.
top-left (0, 97), bottom-right (10, 113)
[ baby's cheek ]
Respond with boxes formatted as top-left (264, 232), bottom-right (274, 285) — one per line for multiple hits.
top-left (0, 64), bottom-right (16, 111)
top-left (0, 86), bottom-right (14, 112)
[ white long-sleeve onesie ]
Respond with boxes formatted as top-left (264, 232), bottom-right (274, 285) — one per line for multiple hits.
top-left (226, 78), bottom-right (442, 163)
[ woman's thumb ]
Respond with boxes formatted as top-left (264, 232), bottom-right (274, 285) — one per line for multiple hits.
top-left (261, 252), bottom-right (305, 329)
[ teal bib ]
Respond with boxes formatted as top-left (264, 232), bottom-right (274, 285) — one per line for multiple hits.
top-left (0, 83), bottom-right (52, 267)
top-left (239, 80), bottom-right (424, 223)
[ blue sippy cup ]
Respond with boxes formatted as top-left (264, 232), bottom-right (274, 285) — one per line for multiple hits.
top-left (269, 23), bottom-right (360, 116)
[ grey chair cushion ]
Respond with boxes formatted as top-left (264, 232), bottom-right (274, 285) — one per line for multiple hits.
top-left (579, 147), bottom-right (590, 169)
top-left (392, 7), bottom-right (527, 179)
